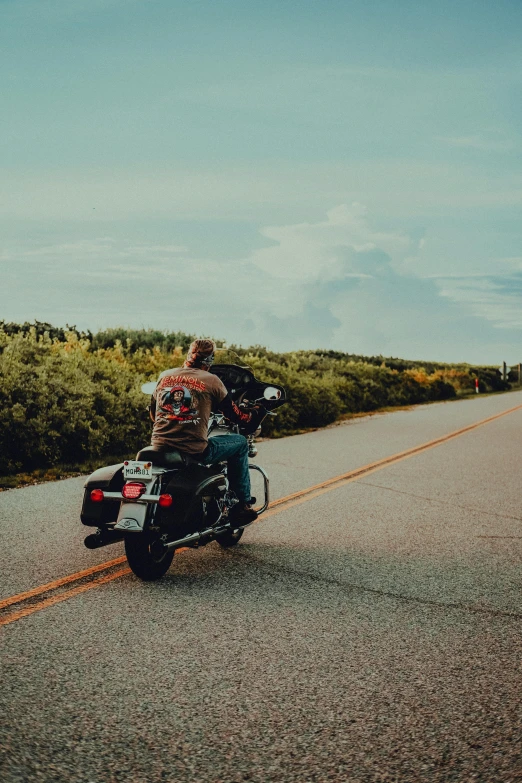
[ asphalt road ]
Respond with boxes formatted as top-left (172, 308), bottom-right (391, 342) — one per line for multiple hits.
top-left (1, 393), bottom-right (522, 782)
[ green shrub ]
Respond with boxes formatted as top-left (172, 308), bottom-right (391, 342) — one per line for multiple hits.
top-left (0, 323), bottom-right (507, 474)
top-left (0, 330), bottom-right (149, 474)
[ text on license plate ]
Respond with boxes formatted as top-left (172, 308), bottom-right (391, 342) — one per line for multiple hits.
top-left (123, 460), bottom-right (153, 480)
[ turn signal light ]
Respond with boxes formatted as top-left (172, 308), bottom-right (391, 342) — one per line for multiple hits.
top-left (90, 489), bottom-right (104, 503)
top-left (122, 482), bottom-right (146, 500)
top-left (158, 494), bottom-right (173, 508)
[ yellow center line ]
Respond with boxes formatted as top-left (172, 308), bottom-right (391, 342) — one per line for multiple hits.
top-left (0, 568), bottom-right (132, 628)
top-left (2, 400), bottom-right (522, 626)
top-left (263, 401), bottom-right (522, 513)
top-left (0, 555), bottom-right (127, 610)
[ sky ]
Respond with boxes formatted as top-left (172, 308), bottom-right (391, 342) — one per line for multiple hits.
top-left (1, 0), bottom-right (521, 364)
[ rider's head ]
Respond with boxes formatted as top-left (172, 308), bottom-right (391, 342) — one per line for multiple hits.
top-left (184, 339), bottom-right (216, 370)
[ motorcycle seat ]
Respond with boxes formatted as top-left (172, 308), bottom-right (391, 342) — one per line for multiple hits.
top-left (136, 446), bottom-right (200, 468)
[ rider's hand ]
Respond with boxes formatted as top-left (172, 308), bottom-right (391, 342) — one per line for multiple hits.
top-left (240, 404), bottom-right (266, 434)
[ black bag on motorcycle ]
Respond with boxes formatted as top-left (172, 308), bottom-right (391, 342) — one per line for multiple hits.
top-left (81, 463), bottom-right (124, 527)
top-left (156, 464), bottom-right (226, 537)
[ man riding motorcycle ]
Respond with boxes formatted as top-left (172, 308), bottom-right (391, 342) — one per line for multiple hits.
top-left (149, 339), bottom-right (264, 525)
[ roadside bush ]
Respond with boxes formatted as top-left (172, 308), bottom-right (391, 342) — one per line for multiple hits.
top-left (0, 323), bottom-right (507, 475)
top-left (0, 330), bottom-right (149, 474)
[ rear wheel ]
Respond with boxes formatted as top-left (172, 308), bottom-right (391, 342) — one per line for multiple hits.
top-left (124, 534), bottom-right (174, 581)
top-left (215, 528), bottom-right (244, 548)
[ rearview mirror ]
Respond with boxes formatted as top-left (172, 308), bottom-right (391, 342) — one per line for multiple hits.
top-left (141, 381), bottom-right (157, 395)
top-left (263, 386), bottom-right (282, 401)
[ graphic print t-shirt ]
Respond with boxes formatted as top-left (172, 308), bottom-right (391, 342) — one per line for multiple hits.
top-left (151, 367), bottom-right (228, 454)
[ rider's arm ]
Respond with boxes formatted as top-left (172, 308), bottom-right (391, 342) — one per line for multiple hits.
top-left (212, 375), bottom-right (264, 431)
top-left (217, 395), bottom-right (265, 433)
top-left (218, 394), bottom-right (252, 425)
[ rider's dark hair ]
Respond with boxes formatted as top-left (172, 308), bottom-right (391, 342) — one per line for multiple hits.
top-left (184, 339), bottom-right (216, 369)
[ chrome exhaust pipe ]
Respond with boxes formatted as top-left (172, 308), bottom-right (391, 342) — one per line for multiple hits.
top-left (162, 519), bottom-right (255, 552)
top-left (84, 529), bottom-right (124, 549)
top-left (163, 527), bottom-right (215, 551)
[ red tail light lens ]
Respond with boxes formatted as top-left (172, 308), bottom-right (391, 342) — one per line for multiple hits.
top-left (90, 489), bottom-right (104, 503)
top-left (122, 482), bottom-right (146, 500)
top-left (158, 494), bottom-right (173, 508)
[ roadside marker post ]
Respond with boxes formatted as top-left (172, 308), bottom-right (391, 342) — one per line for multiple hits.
top-left (475, 378), bottom-right (479, 394)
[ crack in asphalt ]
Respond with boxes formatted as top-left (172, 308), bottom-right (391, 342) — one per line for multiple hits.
top-left (477, 535), bottom-right (522, 540)
top-left (235, 551), bottom-right (522, 621)
top-left (358, 481), bottom-right (522, 524)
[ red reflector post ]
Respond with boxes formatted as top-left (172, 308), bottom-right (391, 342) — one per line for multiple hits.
top-left (90, 489), bottom-right (104, 503)
top-left (122, 482), bottom-right (146, 500)
top-left (158, 494), bottom-right (173, 508)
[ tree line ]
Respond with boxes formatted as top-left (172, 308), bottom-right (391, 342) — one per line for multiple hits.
top-left (0, 322), bottom-right (509, 476)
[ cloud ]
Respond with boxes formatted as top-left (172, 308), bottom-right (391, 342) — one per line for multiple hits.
top-left (436, 134), bottom-right (513, 152)
top-left (250, 204), bottom-right (414, 282)
top-left (1, 157), bottom-right (521, 230)
top-left (2, 206), bottom-right (522, 362)
top-left (242, 204), bottom-right (422, 343)
top-left (245, 205), bottom-right (522, 357)
top-left (250, 302), bottom-right (342, 348)
top-left (434, 266), bottom-right (522, 330)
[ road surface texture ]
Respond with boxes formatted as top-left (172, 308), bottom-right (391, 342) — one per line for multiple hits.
top-left (1, 393), bottom-right (521, 782)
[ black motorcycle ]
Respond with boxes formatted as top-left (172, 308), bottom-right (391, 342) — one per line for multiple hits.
top-left (80, 364), bottom-right (286, 581)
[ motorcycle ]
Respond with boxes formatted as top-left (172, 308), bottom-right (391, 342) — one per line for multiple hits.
top-left (80, 363), bottom-right (286, 581)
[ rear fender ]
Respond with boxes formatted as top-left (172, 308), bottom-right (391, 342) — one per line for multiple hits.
top-left (114, 502), bottom-right (149, 533)
top-left (114, 475), bottom-right (158, 533)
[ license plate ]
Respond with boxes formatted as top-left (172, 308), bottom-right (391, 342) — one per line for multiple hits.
top-left (123, 460), bottom-right (153, 480)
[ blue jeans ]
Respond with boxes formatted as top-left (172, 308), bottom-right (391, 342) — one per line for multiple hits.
top-left (201, 434), bottom-right (251, 503)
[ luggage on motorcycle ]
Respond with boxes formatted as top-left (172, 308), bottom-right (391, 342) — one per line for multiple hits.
top-left (81, 463), bottom-right (124, 527)
top-left (157, 463), bottom-right (226, 536)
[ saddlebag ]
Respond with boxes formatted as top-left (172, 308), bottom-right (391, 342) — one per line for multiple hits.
top-left (157, 464), bottom-right (226, 537)
top-left (81, 463), bottom-right (125, 527)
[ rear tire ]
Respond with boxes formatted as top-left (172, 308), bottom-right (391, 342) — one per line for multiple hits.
top-left (215, 528), bottom-right (244, 548)
top-left (124, 534), bottom-right (174, 581)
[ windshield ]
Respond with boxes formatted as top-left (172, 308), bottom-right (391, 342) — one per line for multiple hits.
top-left (140, 348), bottom-right (252, 395)
top-left (212, 348), bottom-right (252, 369)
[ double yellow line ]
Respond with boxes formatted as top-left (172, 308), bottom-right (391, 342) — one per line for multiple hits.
top-left (0, 558), bottom-right (131, 628)
top-left (2, 401), bottom-right (521, 628)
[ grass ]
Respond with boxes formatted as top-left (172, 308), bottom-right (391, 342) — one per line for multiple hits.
top-left (0, 455), bottom-right (128, 491)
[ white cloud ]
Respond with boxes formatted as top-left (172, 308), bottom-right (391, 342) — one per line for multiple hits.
top-left (2, 158), bottom-right (521, 227)
top-left (251, 203), bottom-right (414, 281)
top-left (436, 134), bottom-right (513, 151)
top-left (2, 206), bottom-right (522, 363)
top-left (434, 263), bottom-right (522, 330)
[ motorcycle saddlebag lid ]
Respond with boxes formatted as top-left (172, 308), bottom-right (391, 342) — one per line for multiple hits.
top-left (83, 463), bottom-right (125, 490)
top-left (157, 464), bottom-right (226, 535)
top-left (81, 463), bottom-right (124, 527)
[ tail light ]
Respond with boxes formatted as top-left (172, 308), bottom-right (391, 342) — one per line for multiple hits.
top-left (90, 489), bottom-right (104, 502)
top-left (122, 482), bottom-right (146, 500)
top-left (158, 494), bottom-right (173, 508)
